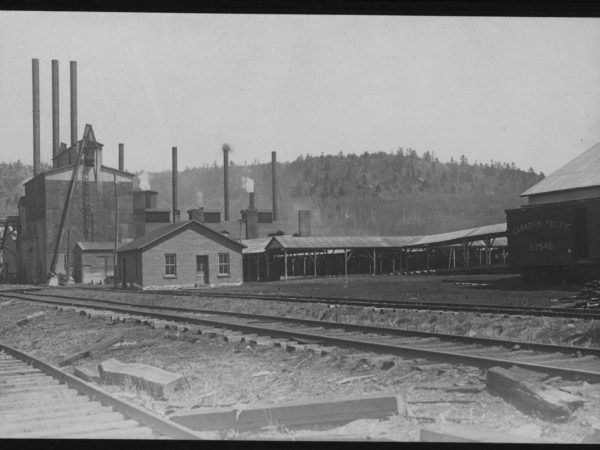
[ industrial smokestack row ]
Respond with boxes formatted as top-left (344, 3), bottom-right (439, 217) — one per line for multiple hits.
top-left (299, 210), bottom-right (312, 237)
top-left (246, 191), bottom-right (259, 240)
top-left (32, 59), bottom-right (40, 177)
top-left (52, 60), bottom-right (59, 168)
top-left (70, 61), bottom-right (77, 145)
top-left (32, 58), bottom-right (78, 174)
top-left (172, 147), bottom-right (179, 223)
top-left (272, 151), bottom-right (277, 221)
top-left (118, 143), bottom-right (124, 171)
top-left (223, 144), bottom-right (230, 221)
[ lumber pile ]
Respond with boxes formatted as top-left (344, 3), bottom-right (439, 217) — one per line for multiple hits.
top-left (98, 358), bottom-right (185, 399)
top-left (486, 366), bottom-right (583, 422)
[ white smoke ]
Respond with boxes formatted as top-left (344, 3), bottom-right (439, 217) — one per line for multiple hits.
top-left (138, 171), bottom-right (151, 191)
top-left (241, 176), bottom-right (254, 193)
top-left (196, 191), bottom-right (204, 207)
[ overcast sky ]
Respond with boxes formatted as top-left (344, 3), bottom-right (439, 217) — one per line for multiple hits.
top-left (1, 12), bottom-right (600, 175)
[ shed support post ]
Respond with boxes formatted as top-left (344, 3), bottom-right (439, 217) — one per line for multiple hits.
top-left (392, 257), bottom-right (396, 273)
top-left (344, 249), bottom-right (348, 277)
top-left (426, 248), bottom-right (430, 270)
top-left (284, 250), bottom-right (288, 280)
top-left (256, 254), bottom-right (260, 281)
top-left (314, 251), bottom-right (317, 277)
top-left (372, 249), bottom-right (376, 275)
top-left (464, 243), bottom-right (470, 267)
top-left (266, 251), bottom-right (270, 281)
top-left (303, 256), bottom-right (306, 276)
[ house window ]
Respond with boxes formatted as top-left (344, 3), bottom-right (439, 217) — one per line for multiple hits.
top-left (165, 254), bottom-right (177, 277)
top-left (218, 253), bottom-right (230, 276)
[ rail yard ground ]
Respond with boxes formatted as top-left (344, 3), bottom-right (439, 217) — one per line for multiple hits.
top-left (1, 274), bottom-right (600, 442)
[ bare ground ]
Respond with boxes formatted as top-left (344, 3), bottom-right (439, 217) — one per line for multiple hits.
top-left (1, 296), bottom-right (599, 442)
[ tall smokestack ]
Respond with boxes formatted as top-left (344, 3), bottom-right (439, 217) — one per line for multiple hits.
top-left (223, 144), bottom-right (230, 221)
top-left (299, 210), bottom-right (312, 237)
top-left (32, 59), bottom-right (40, 177)
top-left (249, 192), bottom-right (255, 210)
top-left (118, 143), bottom-right (124, 171)
top-left (172, 147), bottom-right (179, 223)
top-left (70, 61), bottom-right (77, 145)
top-left (52, 59), bottom-right (59, 168)
top-left (271, 151), bottom-right (277, 221)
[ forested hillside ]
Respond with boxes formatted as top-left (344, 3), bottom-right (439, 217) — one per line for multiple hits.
top-left (146, 148), bottom-right (544, 236)
top-left (0, 149), bottom-right (544, 236)
top-left (0, 161), bottom-right (33, 218)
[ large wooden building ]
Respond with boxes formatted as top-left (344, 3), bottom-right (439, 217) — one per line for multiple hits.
top-left (116, 219), bottom-right (245, 289)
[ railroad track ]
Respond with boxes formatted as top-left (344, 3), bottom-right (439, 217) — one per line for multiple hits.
top-left (0, 341), bottom-right (199, 439)
top-left (47, 286), bottom-right (600, 320)
top-left (3, 291), bottom-right (600, 383)
top-left (12, 286), bottom-right (600, 319)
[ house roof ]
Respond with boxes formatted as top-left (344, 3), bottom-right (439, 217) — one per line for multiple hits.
top-left (75, 242), bottom-right (117, 252)
top-left (521, 142), bottom-right (600, 197)
top-left (117, 219), bottom-right (246, 253)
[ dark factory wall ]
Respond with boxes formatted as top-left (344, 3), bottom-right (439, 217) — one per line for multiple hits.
top-left (43, 175), bottom-right (133, 276)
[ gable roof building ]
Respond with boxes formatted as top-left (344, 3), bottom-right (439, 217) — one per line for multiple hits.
top-left (521, 142), bottom-right (600, 205)
top-left (116, 219), bottom-right (245, 289)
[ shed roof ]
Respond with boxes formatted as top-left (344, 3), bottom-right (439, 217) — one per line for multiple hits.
top-left (242, 237), bottom-right (276, 254)
top-left (407, 223), bottom-right (506, 247)
top-left (75, 241), bottom-right (117, 251)
top-left (264, 223), bottom-right (506, 252)
top-left (117, 219), bottom-right (246, 253)
top-left (266, 235), bottom-right (422, 250)
top-left (521, 142), bottom-right (600, 197)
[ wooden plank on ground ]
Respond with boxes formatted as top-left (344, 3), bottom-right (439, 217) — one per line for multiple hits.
top-left (16, 311), bottom-right (46, 326)
top-left (419, 423), bottom-right (546, 443)
top-left (98, 358), bottom-right (185, 399)
top-left (170, 393), bottom-right (403, 432)
top-left (58, 333), bottom-right (124, 367)
top-left (486, 366), bottom-right (583, 422)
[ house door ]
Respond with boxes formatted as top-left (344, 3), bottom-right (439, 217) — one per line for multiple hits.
top-left (196, 255), bottom-right (209, 284)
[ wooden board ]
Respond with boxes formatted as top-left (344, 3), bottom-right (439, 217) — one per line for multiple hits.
top-left (98, 358), bottom-right (185, 399)
top-left (58, 333), bottom-right (124, 367)
top-left (170, 393), bottom-right (403, 432)
top-left (420, 423), bottom-right (546, 443)
top-left (487, 366), bottom-right (583, 422)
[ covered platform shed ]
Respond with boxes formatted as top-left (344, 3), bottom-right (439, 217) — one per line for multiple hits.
top-left (402, 223), bottom-right (508, 272)
top-left (244, 223), bottom-right (508, 281)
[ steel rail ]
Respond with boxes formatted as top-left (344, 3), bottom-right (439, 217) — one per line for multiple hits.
top-left (12, 290), bottom-right (600, 357)
top-left (60, 286), bottom-right (600, 320)
top-left (0, 341), bottom-right (200, 439)
top-left (3, 291), bottom-right (600, 382)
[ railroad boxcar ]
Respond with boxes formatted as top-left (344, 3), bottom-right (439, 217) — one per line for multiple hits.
top-left (506, 198), bottom-right (600, 282)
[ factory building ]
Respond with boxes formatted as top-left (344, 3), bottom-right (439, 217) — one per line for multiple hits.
top-left (506, 142), bottom-right (600, 281)
top-left (116, 219), bottom-right (245, 289)
top-left (0, 216), bottom-right (19, 283)
top-left (18, 58), bottom-right (138, 284)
